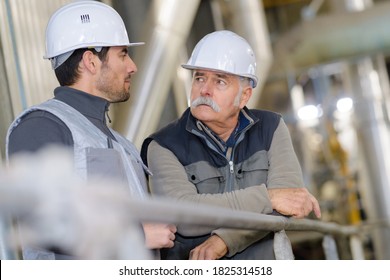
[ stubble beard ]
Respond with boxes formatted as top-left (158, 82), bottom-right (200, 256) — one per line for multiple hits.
top-left (96, 65), bottom-right (130, 103)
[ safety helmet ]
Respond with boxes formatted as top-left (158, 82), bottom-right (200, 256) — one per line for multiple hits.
top-left (44, 1), bottom-right (144, 63)
top-left (182, 30), bottom-right (258, 88)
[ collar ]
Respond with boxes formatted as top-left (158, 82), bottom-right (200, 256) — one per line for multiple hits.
top-left (225, 112), bottom-right (250, 147)
top-left (53, 86), bottom-right (110, 123)
top-left (186, 106), bottom-right (257, 153)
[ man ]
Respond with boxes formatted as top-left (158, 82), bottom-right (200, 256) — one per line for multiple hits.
top-left (6, 1), bottom-right (176, 259)
top-left (141, 30), bottom-right (321, 260)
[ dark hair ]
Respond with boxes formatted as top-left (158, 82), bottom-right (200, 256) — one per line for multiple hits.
top-left (54, 47), bottom-right (110, 86)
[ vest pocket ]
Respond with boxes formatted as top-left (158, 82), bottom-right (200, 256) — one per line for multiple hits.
top-left (236, 152), bottom-right (269, 187)
top-left (85, 147), bottom-right (128, 185)
top-left (185, 162), bottom-right (225, 194)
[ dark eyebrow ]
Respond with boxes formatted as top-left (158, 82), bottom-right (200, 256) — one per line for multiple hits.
top-left (121, 47), bottom-right (129, 55)
top-left (193, 71), bottom-right (230, 80)
top-left (193, 71), bottom-right (205, 77)
top-left (215, 73), bottom-right (230, 79)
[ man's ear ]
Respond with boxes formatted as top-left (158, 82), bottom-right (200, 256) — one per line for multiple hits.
top-left (240, 86), bottom-right (252, 109)
top-left (81, 50), bottom-right (98, 74)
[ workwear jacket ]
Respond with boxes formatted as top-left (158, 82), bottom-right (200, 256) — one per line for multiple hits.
top-left (6, 87), bottom-right (149, 259)
top-left (141, 107), bottom-right (304, 259)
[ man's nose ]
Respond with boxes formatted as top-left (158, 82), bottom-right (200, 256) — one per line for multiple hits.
top-left (127, 57), bottom-right (138, 74)
top-left (200, 80), bottom-right (213, 96)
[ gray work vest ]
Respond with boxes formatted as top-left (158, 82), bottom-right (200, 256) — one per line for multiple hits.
top-left (6, 99), bottom-right (150, 259)
top-left (6, 99), bottom-right (149, 199)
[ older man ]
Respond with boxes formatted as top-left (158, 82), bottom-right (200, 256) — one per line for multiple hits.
top-left (141, 30), bottom-right (321, 260)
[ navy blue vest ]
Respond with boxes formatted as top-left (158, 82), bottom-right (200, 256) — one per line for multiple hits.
top-left (141, 107), bottom-right (280, 170)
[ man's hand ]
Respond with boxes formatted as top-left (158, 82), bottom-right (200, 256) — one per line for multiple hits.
top-left (189, 235), bottom-right (228, 260)
top-left (268, 188), bottom-right (321, 219)
top-left (143, 223), bottom-right (177, 249)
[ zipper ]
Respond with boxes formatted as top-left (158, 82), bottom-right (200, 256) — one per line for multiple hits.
top-left (226, 147), bottom-right (234, 174)
top-left (227, 151), bottom-right (235, 191)
top-left (229, 160), bottom-right (234, 174)
top-left (107, 137), bottom-right (113, 148)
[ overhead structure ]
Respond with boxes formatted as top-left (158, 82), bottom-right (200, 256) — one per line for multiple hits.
top-left (112, 0), bottom-right (201, 148)
top-left (272, 0), bottom-right (390, 75)
top-left (226, 0), bottom-right (273, 109)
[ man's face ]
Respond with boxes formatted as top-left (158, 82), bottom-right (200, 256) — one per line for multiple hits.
top-left (95, 46), bottom-right (137, 103)
top-left (190, 70), bottom-right (250, 127)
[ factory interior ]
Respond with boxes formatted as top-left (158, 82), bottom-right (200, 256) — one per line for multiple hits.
top-left (1, 0), bottom-right (390, 260)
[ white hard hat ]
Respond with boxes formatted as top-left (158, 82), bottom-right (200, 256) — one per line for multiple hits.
top-left (44, 1), bottom-right (144, 60)
top-left (182, 30), bottom-right (258, 88)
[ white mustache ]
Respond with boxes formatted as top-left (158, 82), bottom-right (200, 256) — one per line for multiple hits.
top-left (191, 97), bottom-right (220, 112)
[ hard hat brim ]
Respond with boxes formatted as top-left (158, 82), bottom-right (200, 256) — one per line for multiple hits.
top-left (128, 42), bottom-right (145, 47)
top-left (44, 42), bottom-right (145, 59)
top-left (181, 64), bottom-right (258, 88)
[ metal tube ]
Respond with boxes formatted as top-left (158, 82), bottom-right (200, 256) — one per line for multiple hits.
top-left (348, 55), bottom-right (390, 259)
top-left (227, 0), bottom-right (273, 109)
top-left (350, 235), bottom-right (365, 260)
top-left (322, 235), bottom-right (340, 260)
top-left (113, 0), bottom-right (201, 148)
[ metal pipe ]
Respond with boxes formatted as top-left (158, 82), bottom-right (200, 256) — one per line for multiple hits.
top-left (273, 1), bottom-right (390, 74)
top-left (113, 0), bottom-right (200, 148)
top-left (322, 235), bottom-right (339, 260)
top-left (0, 182), bottom-right (360, 238)
top-left (301, 0), bottom-right (325, 21)
top-left (350, 235), bottom-right (365, 260)
top-left (347, 55), bottom-right (390, 259)
top-left (0, 162), bottom-right (363, 259)
top-left (227, 0), bottom-right (273, 109)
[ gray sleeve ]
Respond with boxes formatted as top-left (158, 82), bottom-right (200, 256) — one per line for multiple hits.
top-left (146, 118), bottom-right (303, 257)
top-left (7, 111), bottom-right (73, 157)
top-left (147, 140), bottom-right (274, 256)
top-left (214, 118), bottom-right (304, 257)
top-left (212, 228), bottom-right (270, 257)
top-left (213, 119), bottom-right (304, 256)
top-left (146, 141), bottom-right (273, 226)
top-left (267, 118), bottom-right (304, 189)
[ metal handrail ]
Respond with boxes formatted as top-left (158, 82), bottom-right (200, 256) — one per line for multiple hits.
top-left (0, 176), bottom-right (365, 260)
top-left (126, 197), bottom-right (364, 260)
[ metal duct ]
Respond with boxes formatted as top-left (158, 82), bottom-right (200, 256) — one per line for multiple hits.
top-left (227, 0), bottom-right (273, 109)
top-left (113, 0), bottom-right (200, 148)
top-left (272, 1), bottom-right (390, 75)
top-left (0, 0), bottom-right (70, 115)
top-left (0, 36), bottom-right (13, 159)
top-left (347, 55), bottom-right (390, 260)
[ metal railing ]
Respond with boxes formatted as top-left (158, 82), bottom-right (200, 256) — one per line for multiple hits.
top-left (1, 190), bottom-right (365, 260)
top-left (0, 148), bottom-right (369, 260)
top-left (124, 198), bottom-right (364, 260)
